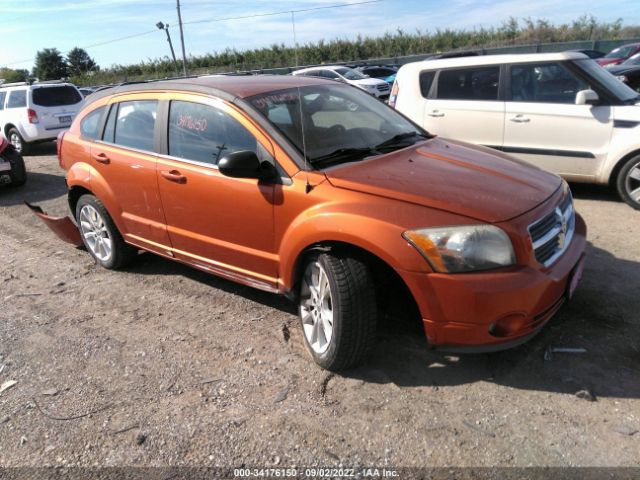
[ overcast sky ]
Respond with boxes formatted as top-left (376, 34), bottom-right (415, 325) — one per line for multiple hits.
top-left (1, 0), bottom-right (638, 71)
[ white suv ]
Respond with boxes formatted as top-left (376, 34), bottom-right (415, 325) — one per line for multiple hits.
top-left (390, 52), bottom-right (640, 209)
top-left (292, 66), bottom-right (391, 99)
top-left (0, 81), bottom-right (84, 154)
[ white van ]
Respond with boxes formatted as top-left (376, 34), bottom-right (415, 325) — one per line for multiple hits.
top-left (390, 52), bottom-right (640, 209)
top-left (0, 81), bottom-right (84, 154)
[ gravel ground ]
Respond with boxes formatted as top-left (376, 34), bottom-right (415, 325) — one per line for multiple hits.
top-left (0, 144), bottom-right (639, 472)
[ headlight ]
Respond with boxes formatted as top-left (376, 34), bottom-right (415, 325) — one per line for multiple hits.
top-left (364, 84), bottom-right (377, 90)
top-left (615, 75), bottom-right (628, 83)
top-left (403, 225), bottom-right (515, 273)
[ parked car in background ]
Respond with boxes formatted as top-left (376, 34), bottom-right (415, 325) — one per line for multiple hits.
top-left (609, 53), bottom-right (640, 92)
top-left (391, 51), bottom-right (640, 210)
top-left (355, 65), bottom-right (398, 84)
top-left (0, 81), bottom-right (84, 154)
top-left (568, 49), bottom-right (605, 59)
top-left (0, 134), bottom-right (26, 186)
top-left (79, 87), bottom-right (96, 97)
top-left (292, 66), bottom-right (390, 98)
top-left (597, 43), bottom-right (640, 67)
top-left (31, 75), bottom-right (586, 370)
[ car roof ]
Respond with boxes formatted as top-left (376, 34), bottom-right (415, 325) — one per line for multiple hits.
top-left (294, 65), bottom-right (351, 74)
top-left (399, 51), bottom-right (589, 73)
top-left (86, 74), bottom-right (337, 104)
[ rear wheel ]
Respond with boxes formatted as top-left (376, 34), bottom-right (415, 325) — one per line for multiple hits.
top-left (4, 149), bottom-right (26, 186)
top-left (75, 194), bottom-right (137, 269)
top-left (7, 128), bottom-right (30, 155)
top-left (298, 252), bottom-right (377, 371)
top-left (616, 154), bottom-right (640, 210)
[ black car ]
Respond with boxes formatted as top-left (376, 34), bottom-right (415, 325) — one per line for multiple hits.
top-left (569, 49), bottom-right (606, 59)
top-left (608, 64), bottom-right (640, 92)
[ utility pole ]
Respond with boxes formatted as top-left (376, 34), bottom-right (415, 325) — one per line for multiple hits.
top-left (176, 0), bottom-right (188, 77)
top-left (156, 22), bottom-right (179, 77)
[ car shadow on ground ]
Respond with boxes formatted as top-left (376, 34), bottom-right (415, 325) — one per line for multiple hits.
top-left (24, 141), bottom-right (57, 157)
top-left (0, 171), bottom-right (68, 207)
top-left (122, 240), bottom-right (639, 400)
top-left (569, 182), bottom-right (621, 203)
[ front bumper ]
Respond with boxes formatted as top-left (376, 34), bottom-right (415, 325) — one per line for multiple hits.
top-left (396, 213), bottom-right (587, 351)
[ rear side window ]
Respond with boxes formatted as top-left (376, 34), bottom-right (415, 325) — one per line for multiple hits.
top-left (32, 86), bottom-right (82, 107)
top-left (437, 66), bottom-right (500, 101)
top-left (321, 70), bottom-right (340, 79)
top-left (168, 100), bottom-right (257, 166)
top-left (419, 71), bottom-right (436, 98)
top-left (113, 100), bottom-right (158, 151)
top-left (0, 92), bottom-right (6, 110)
top-left (7, 90), bottom-right (27, 108)
top-left (80, 106), bottom-right (105, 139)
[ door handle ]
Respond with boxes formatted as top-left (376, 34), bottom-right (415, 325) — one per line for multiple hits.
top-left (427, 110), bottom-right (445, 117)
top-left (92, 152), bottom-right (110, 164)
top-left (510, 115), bottom-right (530, 123)
top-left (160, 170), bottom-right (187, 184)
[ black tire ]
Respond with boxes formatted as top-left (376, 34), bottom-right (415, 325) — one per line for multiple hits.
top-left (7, 128), bottom-right (30, 155)
top-left (75, 194), bottom-right (137, 269)
top-left (4, 149), bottom-right (26, 186)
top-left (615, 154), bottom-right (640, 211)
top-left (298, 252), bottom-right (377, 371)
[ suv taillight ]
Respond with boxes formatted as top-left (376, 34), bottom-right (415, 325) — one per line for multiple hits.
top-left (57, 131), bottom-right (65, 167)
top-left (388, 80), bottom-right (399, 108)
top-left (27, 109), bottom-right (39, 124)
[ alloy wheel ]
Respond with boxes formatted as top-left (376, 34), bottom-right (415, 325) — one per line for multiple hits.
top-left (79, 204), bottom-right (113, 262)
top-left (299, 261), bottom-right (334, 354)
top-left (9, 132), bottom-right (22, 153)
top-left (624, 160), bottom-right (640, 205)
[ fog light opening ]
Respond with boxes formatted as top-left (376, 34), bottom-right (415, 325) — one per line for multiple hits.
top-left (490, 313), bottom-right (527, 338)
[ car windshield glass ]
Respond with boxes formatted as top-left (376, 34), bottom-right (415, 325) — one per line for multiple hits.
top-left (622, 52), bottom-right (640, 66)
top-left (247, 84), bottom-right (430, 169)
top-left (335, 68), bottom-right (366, 80)
top-left (604, 45), bottom-right (635, 59)
top-left (32, 86), bottom-right (82, 107)
top-left (573, 59), bottom-right (638, 103)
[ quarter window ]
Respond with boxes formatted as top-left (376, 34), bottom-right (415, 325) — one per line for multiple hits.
top-left (7, 90), bottom-right (27, 108)
top-left (510, 63), bottom-right (588, 104)
top-left (419, 71), bottom-right (436, 98)
top-left (80, 106), bottom-right (105, 139)
top-left (168, 101), bottom-right (258, 166)
top-left (112, 100), bottom-right (158, 151)
top-left (437, 67), bottom-right (500, 101)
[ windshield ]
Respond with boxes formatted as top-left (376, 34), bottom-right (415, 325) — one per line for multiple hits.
top-left (247, 84), bottom-right (430, 168)
top-left (335, 68), bottom-right (366, 81)
top-left (32, 86), bottom-right (82, 107)
top-left (622, 52), bottom-right (640, 66)
top-left (572, 59), bottom-right (638, 103)
top-left (604, 45), bottom-right (636, 59)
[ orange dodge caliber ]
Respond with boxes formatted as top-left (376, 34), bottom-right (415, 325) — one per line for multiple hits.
top-left (35, 75), bottom-right (586, 370)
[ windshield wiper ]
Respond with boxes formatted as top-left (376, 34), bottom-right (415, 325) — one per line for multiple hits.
top-left (374, 131), bottom-right (428, 150)
top-left (309, 147), bottom-right (379, 167)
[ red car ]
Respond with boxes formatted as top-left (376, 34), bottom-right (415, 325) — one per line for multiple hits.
top-left (597, 43), bottom-right (640, 67)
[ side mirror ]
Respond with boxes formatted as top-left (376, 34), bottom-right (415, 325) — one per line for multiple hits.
top-left (218, 150), bottom-right (276, 180)
top-left (575, 89), bottom-right (599, 105)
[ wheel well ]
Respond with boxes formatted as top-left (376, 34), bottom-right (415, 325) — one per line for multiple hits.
top-left (609, 149), bottom-right (640, 186)
top-left (4, 124), bottom-right (16, 137)
top-left (291, 241), bottom-right (423, 329)
top-left (68, 186), bottom-right (93, 217)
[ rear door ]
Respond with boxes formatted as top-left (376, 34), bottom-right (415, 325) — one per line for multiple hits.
top-left (30, 85), bottom-right (84, 130)
top-left (425, 65), bottom-right (505, 147)
top-left (503, 61), bottom-right (613, 178)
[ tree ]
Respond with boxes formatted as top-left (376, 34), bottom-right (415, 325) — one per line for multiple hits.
top-left (0, 68), bottom-right (29, 83)
top-left (34, 48), bottom-right (67, 80)
top-left (66, 47), bottom-right (98, 76)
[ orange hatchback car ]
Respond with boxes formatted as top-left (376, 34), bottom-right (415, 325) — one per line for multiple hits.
top-left (35, 75), bottom-right (586, 370)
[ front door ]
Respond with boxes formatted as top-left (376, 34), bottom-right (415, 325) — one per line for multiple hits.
top-left (156, 97), bottom-right (278, 290)
top-left (503, 62), bottom-right (613, 179)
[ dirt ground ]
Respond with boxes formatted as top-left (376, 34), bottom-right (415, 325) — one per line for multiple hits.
top-left (0, 144), bottom-right (639, 472)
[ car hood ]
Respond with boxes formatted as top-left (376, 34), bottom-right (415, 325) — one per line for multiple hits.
top-left (324, 137), bottom-right (562, 223)
top-left (351, 77), bottom-right (387, 86)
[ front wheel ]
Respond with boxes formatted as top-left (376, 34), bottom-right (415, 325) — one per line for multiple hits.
top-left (76, 194), bottom-right (137, 269)
top-left (4, 149), bottom-right (26, 186)
top-left (7, 128), bottom-right (30, 155)
top-left (298, 252), bottom-right (377, 371)
top-left (616, 154), bottom-right (640, 210)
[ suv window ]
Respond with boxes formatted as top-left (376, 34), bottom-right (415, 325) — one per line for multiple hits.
top-left (437, 67), bottom-right (500, 101)
top-left (80, 106), bottom-right (106, 139)
top-left (321, 70), bottom-right (340, 80)
top-left (510, 62), bottom-right (588, 104)
top-left (32, 86), bottom-right (82, 107)
top-left (419, 71), bottom-right (436, 98)
top-left (0, 92), bottom-right (6, 110)
top-left (110, 100), bottom-right (158, 151)
top-left (7, 90), bottom-right (27, 108)
top-left (168, 101), bottom-right (257, 166)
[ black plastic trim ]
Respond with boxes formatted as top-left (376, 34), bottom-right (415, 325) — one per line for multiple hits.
top-left (486, 145), bottom-right (595, 159)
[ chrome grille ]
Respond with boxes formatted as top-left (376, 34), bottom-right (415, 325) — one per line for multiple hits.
top-left (528, 192), bottom-right (575, 267)
top-left (377, 84), bottom-right (390, 91)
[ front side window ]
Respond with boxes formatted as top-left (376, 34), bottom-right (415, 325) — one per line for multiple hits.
top-left (0, 92), bottom-right (6, 110)
top-left (335, 68), bottom-right (366, 81)
top-left (437, 67), bottom-right (500, 101)
top-left (112, 100), bottom-right (158, 151)
top-left (510, 63), bottom-right (588, 104)
top-left (7, 90), bottom-right (27, 108)
top-left (168, 101), bottom-right (257, 166)
top-left (321, 70), bottom-right (340, 80)
top-left (80, 106), bottom-right (105, 139)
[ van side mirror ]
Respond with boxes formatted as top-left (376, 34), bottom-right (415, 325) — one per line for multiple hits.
top-left (575, 89), bottom-right (599, 105)
top-left (218, 150), bottom-right (276, 180)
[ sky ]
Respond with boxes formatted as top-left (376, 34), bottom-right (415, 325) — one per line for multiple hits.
top-left (1, 0), bottom-right (638, 71)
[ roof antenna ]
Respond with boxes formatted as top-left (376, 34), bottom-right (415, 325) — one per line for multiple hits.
top-left (297, 86), bottom-right (312, 194)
